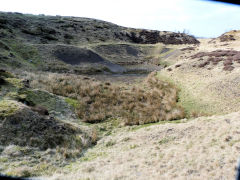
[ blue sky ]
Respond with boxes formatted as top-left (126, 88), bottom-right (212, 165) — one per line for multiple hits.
top-left (1, 0), bottom-right (240, 38)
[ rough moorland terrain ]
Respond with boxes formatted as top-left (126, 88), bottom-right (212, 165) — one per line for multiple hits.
top-left (0, 12), bottom-right (198, 74)
top-left (1, 12), bottom-right (240, 180)
top-left (44, 30), bottom-right (240, 180)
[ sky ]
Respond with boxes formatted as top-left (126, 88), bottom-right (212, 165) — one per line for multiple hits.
top-left (1, 0), bottom-right (240, 38)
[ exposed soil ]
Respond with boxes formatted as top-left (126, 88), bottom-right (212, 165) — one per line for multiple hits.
top-left (53, 46), bottom-right (126, 73)
top-left (54, 47), bottom-right (105, 64)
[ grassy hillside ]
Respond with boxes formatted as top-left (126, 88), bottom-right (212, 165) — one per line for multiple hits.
top-left (1, 11), bottom-right (240, 180)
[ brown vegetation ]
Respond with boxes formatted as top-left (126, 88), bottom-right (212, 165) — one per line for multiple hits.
top-left (30, 72), bottom-right (184, 125)
top-left (191, 50), bottom-right (240, 71)
top-left (180, 47), bottom-right (195, 51)
top-left (219, 34), bottom-right (235, 42)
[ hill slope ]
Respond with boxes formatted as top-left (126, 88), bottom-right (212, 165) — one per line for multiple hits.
top-left (0, 12), bottom-right (199, 74)
top-left (1, 12), bottom-right (240, 180)
top-left (42, 31), bottom-right (240, 180)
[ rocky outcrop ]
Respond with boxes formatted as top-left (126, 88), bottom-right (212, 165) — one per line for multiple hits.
top-left (127, 30), bottom-right (200, 44)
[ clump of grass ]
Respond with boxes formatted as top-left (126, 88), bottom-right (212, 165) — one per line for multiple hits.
top-left (159, 137), bottom-right (175, 145)
top-left (65, 97), bottom-right (79, 109)
top-left (105, 140), bottom-right (116, 147)
top-left (30, 72), bottom-right (185, 125)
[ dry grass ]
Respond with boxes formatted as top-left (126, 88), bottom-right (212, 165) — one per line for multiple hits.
top-left (27, 71), bottom-right (184, 125)
top-left (48, 112), bottom-right (240, 180)
top-left (156, 38), bottom-right (240, 115)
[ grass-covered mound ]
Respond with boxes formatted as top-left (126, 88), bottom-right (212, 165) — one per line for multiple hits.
top-left (0, 70), bottom-right (94, 151)
top-left (0, 100), bottom-right (92, 151)
top-left (0, 70), bottom-right (97, 177)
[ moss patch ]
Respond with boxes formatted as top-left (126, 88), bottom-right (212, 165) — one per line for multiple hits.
top-left (80, 151), bottom-right (107, 162)
top-left (6, 92), bottom-right (26, 100)
top-left (65, 97), bottom-right (79, 109)
top-left (5, 78), bottom-right (24, 88)
top-left (6, 40), bottom-right (42, 66)
top-left (0, 100), bottom-right (20, 118)
top-left (21, 89), bottom-right (57, 110)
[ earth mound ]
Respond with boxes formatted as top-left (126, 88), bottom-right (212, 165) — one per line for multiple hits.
top-left (53, 45), bottom-right (126, 73)
top-left (54, 47), bottom-right (106, 65)
top-left (92, 43), bottom-right (148, 65)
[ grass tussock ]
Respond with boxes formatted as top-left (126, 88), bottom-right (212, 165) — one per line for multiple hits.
top-left (30, 72), bottom-right (184, 125)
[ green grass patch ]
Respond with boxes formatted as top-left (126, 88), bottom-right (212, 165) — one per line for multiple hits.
top-left (80, 151), bottom-right (107, 162)
top-left (129, 144), bottom-right (139, 149)
top-left (5, 78), bottom-right (24, 88)
top-left (157, 73), bottom-right (214, 117)
top-left (159, 137), bottom-right (175, 145)
top-left (105, 140), bottom-right (116, 147)
top-left (65, 97), bottom-right (79, 109)
top-left (0, 100), bottom-right (20, 118)
top-left (1, 39), bottom-right (43, 69)
top-left (0, 157), bottom-right (8, 163)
